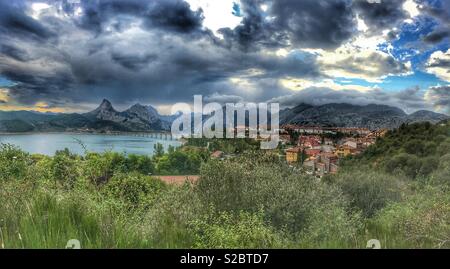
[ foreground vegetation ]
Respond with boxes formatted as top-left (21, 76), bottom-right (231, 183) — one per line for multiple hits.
top-left (0, 122), bottom-right (449, 249)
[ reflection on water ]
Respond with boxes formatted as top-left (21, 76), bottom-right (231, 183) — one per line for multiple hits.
top-left (0, 133), bottom-right (181, 156)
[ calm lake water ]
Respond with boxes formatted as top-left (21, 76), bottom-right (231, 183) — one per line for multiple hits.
top-left (0, 133), bottom-right (181, 156)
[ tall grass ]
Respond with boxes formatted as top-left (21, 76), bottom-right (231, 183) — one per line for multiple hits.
top-left (0, 183), bottom-right (154, 249)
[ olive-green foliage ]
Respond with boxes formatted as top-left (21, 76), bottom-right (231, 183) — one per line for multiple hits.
top-left (52, 148), bottom-right (79, 189)
top-left (370, 186), bottom-right (450, 248)
top-left (125, 154), bottom-right (154, 175)
top-left (0, 143), bottom-right (31, 181)
top-left (80, 151), bottom-right (156, 186)
top-left (197, 152), bottom-right (361, 246)
top-left (154, 146), bottom-right (208, 175)
top-left (141, 185), bottom-right (202, 248)
top-left (191, 211), bottom-right (285, 249)
top-left (153, 143), bottom-right (165, 158)
top-left (430, 153), bottom-right (450, 186)
top-left (356, 122), bottom-right (450, 179)
top-left (104, 173), bottom-right (167, 210)
top-left (332, 169), bottom-right (404, 217)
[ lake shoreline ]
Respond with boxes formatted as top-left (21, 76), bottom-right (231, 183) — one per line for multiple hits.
top-left (0, 133), bottom-right (181, 156)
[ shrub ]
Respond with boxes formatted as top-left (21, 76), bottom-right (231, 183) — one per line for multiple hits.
top-left (103, 173), bottom-right (167, 210)
top-left (141, 184), bottom-right (202, 248)
top-left (83, 152), bottom-right (124, 185)
top-left (124, 154), bottom-right (154, 175)
top-left (333, 169), bottom-right (404, 218)
top-left (191, 211), bottom-right (285, 249)
top-left (197, 153), bottom-right (360, 241)
top-left (430, 154), bottom-right (450, 186)
top-left (371, 186), bottom-right (450, 248)
top-left (384, 153), bottom-right (422, 178)
top-left (52, 149), bottom-right (79, 189)
top-left (0, 144), bottom-right (31, 181)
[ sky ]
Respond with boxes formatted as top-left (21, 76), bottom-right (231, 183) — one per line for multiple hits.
top-left (0, 0), bottom-right (449, 114)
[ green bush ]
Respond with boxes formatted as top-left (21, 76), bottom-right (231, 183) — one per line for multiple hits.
top-left (430, 154), bottom-right (450, 186)
top-left (197, 153), bottom-right (361, 242)
top-left (0, 144), bottom-right (31, 181)
top-left (52, 149), bottom-right (79, 189)
top-left (370, 186), bottom-right (450, 248)
top-left (124, 154), bottom-right (154, 175)
top-left (83, 152), bottom-right (127, 185)
top-left (191, 211), bottom-right (285, 249)
top-left (103, 173), bottom-right (167, 210)
top-left (333, 169), bottom-right (404, 218)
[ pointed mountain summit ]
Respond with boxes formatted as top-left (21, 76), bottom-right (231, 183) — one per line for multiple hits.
top-left (99, 99), bottom-right (114, 110)
top-left (86, 99), bottom-right (126, 122)
top-left (88, 99), bottom-right (115, 114)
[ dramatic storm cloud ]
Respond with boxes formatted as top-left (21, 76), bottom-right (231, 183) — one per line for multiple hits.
top-left (0, 0), bottom-right (448, 114)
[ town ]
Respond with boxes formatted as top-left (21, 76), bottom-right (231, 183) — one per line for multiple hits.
top-left (188, 125), bottom-right (389, 180)
top-left (279, 125), bottom-right (388, 178)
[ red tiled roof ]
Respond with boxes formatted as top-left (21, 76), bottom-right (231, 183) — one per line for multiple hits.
top-left (286, 147), bottom-right (302, 153)
top-left (211, 151), bottom-right (224, 158)
top-left (305, 149), bottom-right (321, 156)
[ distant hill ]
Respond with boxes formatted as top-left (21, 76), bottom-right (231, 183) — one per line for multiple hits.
top-left (0, 99), bottom-right (175, 133)
top-left (280, 103), bottom-right (449, 130)
top-left (406, 110), bottom-right (449, 124)
top-left (0, 101), bottom-right (448, 132)
top-left (0, 119), bottom-right (35, 132)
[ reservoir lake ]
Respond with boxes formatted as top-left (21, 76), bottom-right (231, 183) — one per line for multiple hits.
top-left (0, 133), bottom-right (181, 156)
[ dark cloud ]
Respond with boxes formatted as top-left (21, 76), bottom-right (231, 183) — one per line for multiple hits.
top-left (0, 44), bottom-right (30, 62)
top-left (145, 0), bottom-right (204, 33)
top-left (220, 0), bottom-right (356, 50)
top-left (269, 86), bottom-right (432, 113)
top-left (204, 93), bottom-right (244, 104)
top-left (427, 57), bottom-right (450, 68)
top-left (76, 0), bottom-right (204, 34)
top-left (355, 0), bottom-right (408, 31)
top-left (111, 53), bottom-right (158, 71)
top-left (4, 70), bottom-right (75, 106)
top-left (0, 1), bottom-right (56, 41)
top-left (418, 0), bottom-right (450, 23)
top-left (271, 0), bottom-right (356, 49)
top-left (219, 0), bottom-right (289, 50)
top-left (417, 0), bottom-right (450, 44)
top-left (423, 28), bottom-right (450, 44)
top-left (426, 85), bottom-right (450, 111)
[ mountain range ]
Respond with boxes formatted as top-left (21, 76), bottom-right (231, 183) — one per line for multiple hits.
top-left (0, 100), bottom-right (448, 133)
top-left (280, 103), bottom-right (449, 129)
top-left (0, 99), bottom-right (174, 133)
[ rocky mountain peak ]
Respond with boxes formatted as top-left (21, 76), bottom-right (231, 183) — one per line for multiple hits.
top-left (99, 99), bottom-right (114, 110)
top-left (125, 103), bottom-right (160, 123)
top-left (87, 99), bottom-right (122, 122)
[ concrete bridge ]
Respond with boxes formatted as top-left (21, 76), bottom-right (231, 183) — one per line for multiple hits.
top-left (106, 132), bottom-right (176, 141)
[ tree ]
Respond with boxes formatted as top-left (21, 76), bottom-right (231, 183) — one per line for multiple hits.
top-left (153, 143), bottom-right (165, 158)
